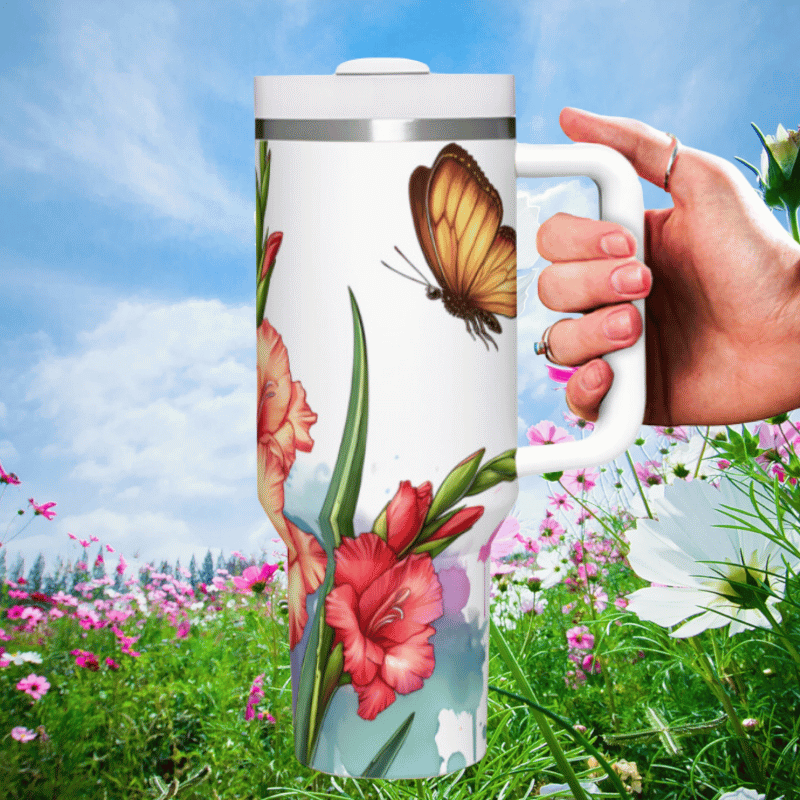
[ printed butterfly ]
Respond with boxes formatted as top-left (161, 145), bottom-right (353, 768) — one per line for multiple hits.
top-left (382, 142), bottom-right (516, 350)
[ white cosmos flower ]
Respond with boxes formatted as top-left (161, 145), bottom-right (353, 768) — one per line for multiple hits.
top-left (533, 546), bottom-right (572, 589)
top-left (626, 478), bottom-right (800, 638)
top-left (662, 432), bottom-right (728, 483)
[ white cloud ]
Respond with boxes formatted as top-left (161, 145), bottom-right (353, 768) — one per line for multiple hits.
top-left (1, 0), bottom-right (250, 242)
top-left (26, 298), bottom-right (255, 503)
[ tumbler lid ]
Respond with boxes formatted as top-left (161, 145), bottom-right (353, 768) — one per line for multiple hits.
top-left (254, 58), bottom-right (514, 123)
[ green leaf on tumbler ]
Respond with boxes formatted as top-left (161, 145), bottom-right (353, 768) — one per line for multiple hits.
top-left (426, 448), bottom-right (484, 523)
top-left (360, 712), bottom-right (416, 778)
top-left (319, 288), bottom-right (369, 547)
top-left (467, 448), bottom-right (517, 495)
top-left (295, 288), bottom-right (369, 766)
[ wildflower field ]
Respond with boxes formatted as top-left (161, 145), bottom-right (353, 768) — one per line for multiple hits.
top-left (3, 121), bottom-right (799, 799)
top-left (2, 417), bottom-right (800, 799)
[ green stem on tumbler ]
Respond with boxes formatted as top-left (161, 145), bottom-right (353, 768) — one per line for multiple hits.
top-left (626, 450), bottom-right (653, 519)
top-left (490, 619), bottom-right (591, 800)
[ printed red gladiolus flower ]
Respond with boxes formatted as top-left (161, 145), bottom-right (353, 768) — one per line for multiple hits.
top-left (261, 231), bottom-right (283, 281)
top-left (426, 505), bottom-right (484, 543)
top-left (385, 480), bottom-right (433, 552)
top-left (325, 532), bottom-right (444, 721)
top-left (257, 319), bottom-right (325, 649)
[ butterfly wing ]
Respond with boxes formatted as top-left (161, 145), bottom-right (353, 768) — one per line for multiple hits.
top-left (410, 143), bottom-right (516, 319)
top-left (467, 224), bottom-right (516, 318)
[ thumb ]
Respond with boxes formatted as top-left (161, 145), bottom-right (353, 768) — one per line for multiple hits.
top-left (560, 107), bottom-right (681, 193)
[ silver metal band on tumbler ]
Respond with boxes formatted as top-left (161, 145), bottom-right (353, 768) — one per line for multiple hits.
top-left (255, 117), bottom-right (516, 142)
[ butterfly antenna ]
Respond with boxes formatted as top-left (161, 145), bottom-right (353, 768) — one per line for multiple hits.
top-left (380, 259), bottom-right (429, 286)
top-left (394, 246), bottom-right (433, 287)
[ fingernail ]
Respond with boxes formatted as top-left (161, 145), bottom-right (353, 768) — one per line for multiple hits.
top-left (581, 363), bottom-right (604, 390)
top-left (603, 309), bottom-right (634, 340)
top-left (600, 232), bottom-right (634, 257)
top-left (610, 263), bottom-right (645, 294)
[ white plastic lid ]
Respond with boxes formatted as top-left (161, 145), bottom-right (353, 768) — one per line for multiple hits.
top-left (254, 58), bottom-right (514, 120)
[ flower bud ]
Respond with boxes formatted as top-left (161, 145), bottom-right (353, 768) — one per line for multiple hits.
top-left (426, 449), bottom-right (484, 522)
top-left (738, 123), bottom-right (800, 222)
top-left (261, 231), bottom-right (283, 281)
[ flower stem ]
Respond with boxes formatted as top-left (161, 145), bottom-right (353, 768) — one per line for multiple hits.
top-left (786, 200), bottom-right (800, 244)
top-left (755, 599), bottom-right (800, 670)
top-left (688, 636), bottom-right (765, 788)
top-left (625, 450), bottom-right (653, 519)
top-left (557, 480), bottom-right (626, 551)
top-left (693, 426), bottom-right (711, 479)
top-left (490, 619), bottom-right (591, 800)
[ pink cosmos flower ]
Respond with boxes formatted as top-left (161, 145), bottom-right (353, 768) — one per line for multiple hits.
top-left (233, 563), bottom-right (279, 594)
top-left (564, 668), bottom-right (587, 688)
top-left (72, 649), bottom-right (100, 671)
top-left (16, 673), bottom-right (50, 700)
top-left (581, 654), bottom-right (601, 674)
top-left (325, 531), bottom-right (443, 721)
top-left (547, 365), bottom-right (578, 384)
top-left (539, 516), bottom-right (565, 545)
top-left (562, 468), bottom-right (598, 494)
top-left (634, 460), bottom-right (662, 486)
top-left (245, 674), bottom-right (266, 720)
top-left (106, 657), bottom-right (120, 670)
top-left (654, 426), bottom-right (690, 442)
top-left (527, 420), bottom-right (574, 446)
top-left (584, 584), bottom-right (608, 612)
top-left (548, 493), bottom-right (573, 511)
top-left (563, 411), bottom-right (594, 431)
top-left (11, 726), bottom-right (37, 742)
top-left (0, 461), bottom-right (20, 485)
top-left (566, 625), bottom-right (594, 650)
top-left (28, 499), bottom-right (56, 519)
top-left (487, 515), bottom-right (521, 561)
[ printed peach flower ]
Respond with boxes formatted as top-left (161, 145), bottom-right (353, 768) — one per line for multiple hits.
top-left (257, 319), bottom-right (325, 649)
top-left (325, 532), bottom-right (443, 720)
top-left (275, 514), bottom-right (327, 648)
top-left (257, 319), bottom-right (317, 516)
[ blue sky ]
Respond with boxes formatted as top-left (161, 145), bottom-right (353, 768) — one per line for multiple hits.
top-left (1, 0), bottom-right (798, 575)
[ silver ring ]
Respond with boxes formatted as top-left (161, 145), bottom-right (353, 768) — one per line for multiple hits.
top-left (664, 134), bottom-right (680, 192)
top-left (534, 324), bottom-right (561, 364)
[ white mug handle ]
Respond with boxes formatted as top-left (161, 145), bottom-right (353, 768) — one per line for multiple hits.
top-left (515, 143), bottom-right (646, 475)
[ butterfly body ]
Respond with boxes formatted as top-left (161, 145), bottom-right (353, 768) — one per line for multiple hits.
top-left (383, 143), bottom-right (517, 350)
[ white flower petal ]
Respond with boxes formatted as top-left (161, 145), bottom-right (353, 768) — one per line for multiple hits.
top-left (626, 585), bottom-right (709, 626)
top-left (671, 610), bottom-right (730, 638)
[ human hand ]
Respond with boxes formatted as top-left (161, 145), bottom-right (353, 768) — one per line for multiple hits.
top-left (536, 107), bottom-right (800, 426)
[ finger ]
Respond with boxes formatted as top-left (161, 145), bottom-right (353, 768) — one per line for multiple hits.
top-left (538, 257), bottom-right (651, 313)
top-left (537, 212), bottom-right (637, 262)
top-left (559, 107), bottom-right (681, 193)
top-left (565, 360), bottom-right (613, 423)
top-left (546, 304), bottom-right (642, 366)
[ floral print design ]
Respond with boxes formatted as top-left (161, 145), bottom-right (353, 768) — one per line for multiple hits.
top-left (257, 319), bottom-right (326, 648)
